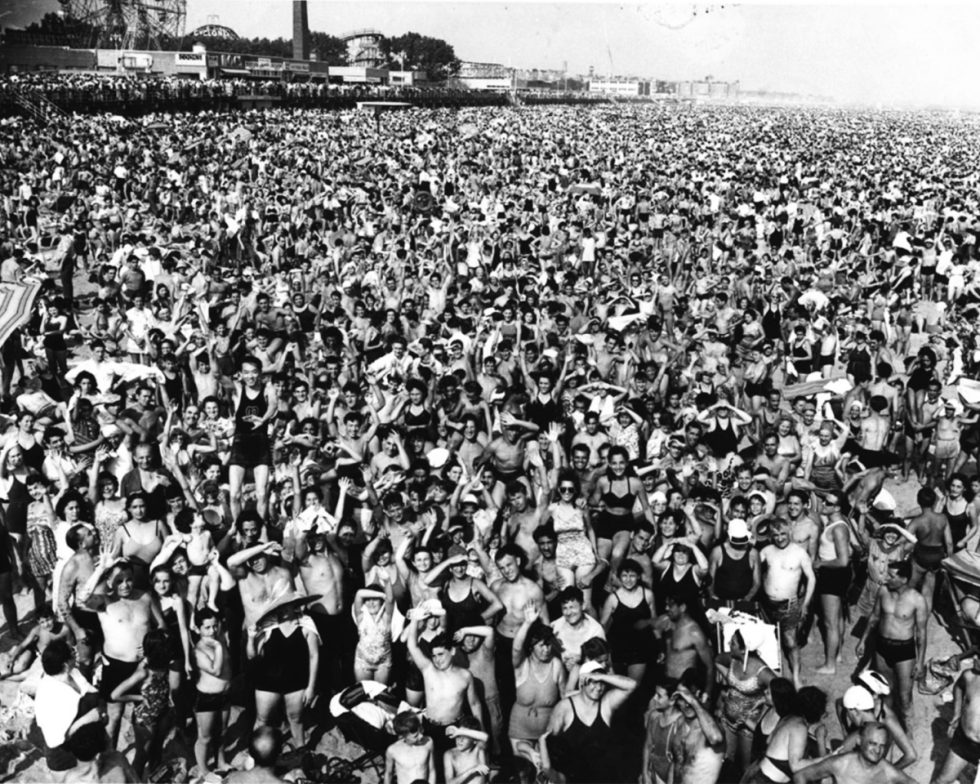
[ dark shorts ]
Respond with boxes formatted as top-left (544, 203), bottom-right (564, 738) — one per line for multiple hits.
top-left (952, 726), bottom-right (980, 765)
top-left (761, 596), bottom-right (802, 631)
top-left (913, 543), bottom-right (946, 572)
top-left (816, 565), bottom-right (851, 597)
top-left (71, 607), bottom-right (103, 648)
top-left (490, 465), bottom-right (524, 485)
top-left (98, 655), bottom-right (140, 701)
top-left (194, 688), bottom-right (230, 714)
top-left (594, 511), bottom-right (633, 541)
top-left (877, 636), bottom-right (915, 669)
top-left (819, 354), bottom-right (835, 368)
top-left (229, 434), bottom-right (272, 469)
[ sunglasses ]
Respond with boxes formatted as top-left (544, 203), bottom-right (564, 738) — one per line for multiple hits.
top-left (559, 486), bottom-right (576, 493)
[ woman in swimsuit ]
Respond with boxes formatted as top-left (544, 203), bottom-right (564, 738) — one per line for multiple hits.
top-left (509, 604), bottom-right (566, 762)
top-left (599, 559), bottom-right (655, 683)
top-left (0, 441), bottom-right (39, 594)
top-left (814, 493), bottom-right (852, 675)
top-left (941, 473), bottom-right (976, 551)
top-left (88, 444), bottom-right (129, 551)
top-left (543, 472), bottom-right (599, 612)
top-left (742, 686), bottom-right (827, 784)
top-left (589, 446), bottom-right (652, 562)
top-left (716, 629), bottom-right (776, 779)
top-left (111, 491), bottom-right (168, 589)
top-left (24, 474), bottom-right (60, 612)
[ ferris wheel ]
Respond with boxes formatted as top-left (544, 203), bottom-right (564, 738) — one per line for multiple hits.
top-left (58, 0), bottom-right (186, 49)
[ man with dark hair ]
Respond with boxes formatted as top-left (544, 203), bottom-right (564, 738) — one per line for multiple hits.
top-left (550, 586), bottom-right (605, 677)
top-left (491, 544), bottom-right (547, 715)
top-left (908, 486), bottom-right (952, 614)
top-left (406, 606), bottom-right (482, 758)
top-left (34, 639), bottom-right (104, 773)
top-left (857, 559), bottom-right (927, 727)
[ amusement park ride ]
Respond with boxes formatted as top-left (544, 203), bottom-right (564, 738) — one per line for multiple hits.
top-left (57, 0), bottom-right (186, 50)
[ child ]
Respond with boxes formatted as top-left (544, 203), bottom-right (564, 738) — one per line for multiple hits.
top-left (453, 626), bottom-right (502, 757)
top-left (384, 711), bottom-right (435, 784)
top-left (193, 608), bottom-right (232, 777)
top-left (110, 630), bottom-right (173, 777)
top-left (444, 717), bottom-right (489, 784)
top-left (184, 512), bottom-right (220, 612)
top-left (354, 582), bottom-right (394, 684)
top-left (0, 605), bottom-right (68, 694)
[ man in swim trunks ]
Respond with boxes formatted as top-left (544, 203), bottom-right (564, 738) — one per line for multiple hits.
top-left (907, 487), bottom-right (952, 614)
top-left (856, 560), bottom-right (926, 728)
top-left (759, 519), bottom-right (815, 688)
top-left (80, 555), bottom-right (164, 749)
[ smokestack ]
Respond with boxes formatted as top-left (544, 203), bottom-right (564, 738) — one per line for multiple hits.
top-left (292, 0), bottom-right (310, 60)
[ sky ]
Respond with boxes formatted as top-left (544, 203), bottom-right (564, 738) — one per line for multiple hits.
top-left (5, 1), bottom-right (980, 108)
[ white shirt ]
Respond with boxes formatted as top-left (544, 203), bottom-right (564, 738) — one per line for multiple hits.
top-left (34, 670), bottom-right (96, 748)
top-left (551, 615), bottom-right (606, 666)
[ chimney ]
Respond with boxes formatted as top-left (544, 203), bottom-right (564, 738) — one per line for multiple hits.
top-left (292, 0), bottom-right (310, 60)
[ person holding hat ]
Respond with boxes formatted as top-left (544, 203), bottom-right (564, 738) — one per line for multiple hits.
top-left (833, 675), bottom-right (917, 771)
top-left (791, 721), bottom-right (916, 784)
top-left (544, 659), bottom-right (637, 784)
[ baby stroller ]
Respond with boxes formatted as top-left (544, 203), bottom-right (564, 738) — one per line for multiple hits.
top-left (302, 681), bottom-right (402, 784)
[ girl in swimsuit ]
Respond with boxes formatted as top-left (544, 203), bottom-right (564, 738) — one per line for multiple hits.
top-left (589, 446), bottom-right (651, 562)
top-left (149, 566), bottom-right (192, 720)
top-left (88, 445), bottom-right (129, 551)
top-left (742, 686), bottom-right (827, 783)
top-left (544, 472), bottom-right (599, 612)
top-left (353, 583), bottom-right (394, 684)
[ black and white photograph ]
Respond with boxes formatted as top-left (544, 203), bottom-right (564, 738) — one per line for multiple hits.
top-left (0, 1), bottom-right (979, 782)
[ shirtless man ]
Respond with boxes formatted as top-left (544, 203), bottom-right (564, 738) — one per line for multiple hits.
top-left (856, 560), bottom-right (927, 727)
top-left (531, 526), bottom-right (561, 617)
top-left (476, 412), bottom-right (539, 506)
top-left (406, 609), bottom-right (482, 758)
top-left (57, 524), bottom-right (101, 675)
top-left (760, 519), bottom-right (816, 688)
top-left (79, 547), bottom-right (164, 748)
top-left (780, 490), bottom-right (821, 562)
top-left (858, 395), bottom-right (892, 466)
top-left (934, 653), bottom-right (980, 784)
top-left (491, 544), bottom-right (548, 715)
top-left (294, 529), bottom-right (346, 696)
top-left (227, 541), bottom-right (295, 627)
top-left (658, 594), bottom-right (714, 700)
top-left (504, 482), bottom-right (548, 564)
top-left (792, 722), bottom-right (915, 784)
top-left (908, 487), bottom-right (953, 615)
top-left (667, 681), bottom-right (725, 784)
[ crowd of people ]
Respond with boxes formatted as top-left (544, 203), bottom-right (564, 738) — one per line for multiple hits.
top-left (2, 84), bottom-right (980, 784)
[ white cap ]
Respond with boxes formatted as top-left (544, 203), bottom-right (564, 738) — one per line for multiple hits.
top-left (461, 494), bottom-right (480, 506)
top-left (579, 660), bottom-right (607, 679)
top-left (427, 448), bottom-right (450, 469)
top-left (728, 518), bottom-right (750, 543)
top-left (842, 685), bottom-right (875, 711)
top-left (650, 491), bottom-right (668, 504)
top-left (857, 670), bottom-right (892, 696)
